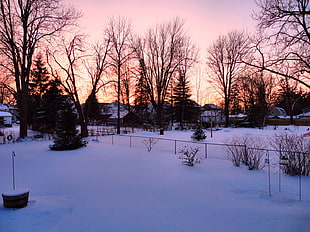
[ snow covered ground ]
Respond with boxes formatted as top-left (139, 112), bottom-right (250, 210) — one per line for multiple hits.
top-left (0, 126), bottom-right (309, 232)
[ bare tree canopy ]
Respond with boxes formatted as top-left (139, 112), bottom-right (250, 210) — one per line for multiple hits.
top-left (133, 17), bottom-right (198, 127)
top-left (105, 16), bottom-right (133, 134)
top-left (48, 34), bottom-right (89, 137)
top-left (251, 0), bottom-right (310, 88)
top-left (0, 0), bottom-right (80, 138)
top-left (207, 31), bottom-right (249, 127)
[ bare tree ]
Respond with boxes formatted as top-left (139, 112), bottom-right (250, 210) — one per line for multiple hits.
top-left (249, 0), bottom-right (310, 89)
top-left (48, 34), bottom-right (88, 137)
top-left (207, 31), bottom-right (249, 127)
top-left (0, 0), bottom-right (80, 138)
top-left (132, 18), bottom-right (197, 128)
top-left (84, 40), bottom-right (112, 124)
top-left (105, 16), bottom-right (133, 134)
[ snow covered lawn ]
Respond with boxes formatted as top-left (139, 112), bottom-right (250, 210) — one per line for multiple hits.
top-left (0, 127), bottom-right (309, 232)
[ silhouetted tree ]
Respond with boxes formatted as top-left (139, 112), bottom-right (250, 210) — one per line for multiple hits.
top-left (105, 17), bottom-right (133, 134)
top-left (29, 54), bottom-right (51, 129)
top-left (50, 97), bottom-right (86, 151)
top-left (207, 31), bottom-right (249, 127)
top-left (48, 34), bottom-right (88, 137)
top-left (249, 0), bottom-right (310, 89)
top-left (84, 92), bottom-right (100, 124)
top-left (0, 0), bottom-right (80, 138)
top-left (132, 18), bottom-right (197, 127)
top-left (172, 73), bottom-right (197, 129)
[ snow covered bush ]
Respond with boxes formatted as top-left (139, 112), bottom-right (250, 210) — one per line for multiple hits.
top-left (142, 137), bottom-right (159, 152)
top-left (191, 128), bottom-right (206, 141)
top-left (224, 134), bottom-right (265, 170)
top-left (271, 133), bottom-right (310, 176)
top-left (178, 145), bottom-right (202, 166)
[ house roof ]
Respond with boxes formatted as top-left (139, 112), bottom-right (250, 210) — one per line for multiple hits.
top-left (0, 111), bottom-right (12, 117)
top-left (203, 104), bottom-right (222, 110)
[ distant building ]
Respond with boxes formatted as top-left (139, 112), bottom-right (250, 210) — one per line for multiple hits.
top-left (0, 104), bottom-right (18, 125)
top-left (298, 111), bottom-right (310, 120)
top-left (201, 104), bottom-right (225, 126)
top-left (97, 102), bottom-right (141, 127)
top-left (0, 111), bottom-right (13, 127)
top-left (268, 107), bottom-right (287, 118)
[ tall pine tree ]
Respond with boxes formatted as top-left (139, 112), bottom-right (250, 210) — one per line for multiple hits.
top-left (172, 73), bottom-right (198, 129)
top-left (29, 54), bottom-right (63, 133)
top-left (134, 74), bottom-right (150, 123)
top-left (29, 54), bottom-right (52, 131)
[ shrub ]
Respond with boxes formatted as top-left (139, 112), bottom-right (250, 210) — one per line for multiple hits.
top-left (191, 128), bottom-right (206, 141)
top-left (271, 133), bottom-right (310, 176)
top-left (142, 137), bottom-right (159, 152)
top-left (178, 145), bottom-right (202, 166)
top-left (224, 134), bottom-right (265, 170)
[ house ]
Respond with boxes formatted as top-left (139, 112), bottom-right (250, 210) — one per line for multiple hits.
top-left (201, 104), bottom-right (225, 126)
top-left (298, 111), bottom-right (310, 120)
top-left (229, 114), bottom-right (248, 125)
top-left (268, 107), bottom-right (287, 118)
top-left (98, 102), bottom-right (141, 127)
top-left (0, 104), bottom-right (18, 123)
top-left (0, 111), bottom-right (13, 127)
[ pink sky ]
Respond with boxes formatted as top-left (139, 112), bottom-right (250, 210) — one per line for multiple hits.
top-left (63, 0), bottom-right (258, 104)
top-left (64, 0), bottom-right (258, 52)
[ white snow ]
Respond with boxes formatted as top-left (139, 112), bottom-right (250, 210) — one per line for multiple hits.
top-left (0, 126), bottom-right (309, 232)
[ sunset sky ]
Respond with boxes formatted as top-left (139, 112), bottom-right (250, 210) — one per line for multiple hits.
top-left (63, 0), bottom-right (259, 104)
top-left (64, 0), bottom-right (258, 52)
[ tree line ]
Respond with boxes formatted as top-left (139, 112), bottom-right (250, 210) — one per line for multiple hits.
top-left (0, 0), bottom-right (309, 138)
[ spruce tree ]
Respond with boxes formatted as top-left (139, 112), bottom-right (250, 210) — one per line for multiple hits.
top-left (42, 80), bottom-right (63, 133)
top-left (84, 92), bottom-right (100, 124)
top-left (192, 128), bottom-right (206, 141)
top-left (29, 54), bottom-right (63, 133)
top-left (29, 54), bottom-right (50, 129)
top-left (172, 74), bottom-right (197, 129)
top-left (50, 97), bottom-right (86, 151)
top-left (134, 75), bottom-right (150, 123)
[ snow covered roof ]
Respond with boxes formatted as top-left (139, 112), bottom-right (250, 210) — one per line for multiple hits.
top-left (229, 114), bottom-right (247, 118)
top-left (0, 104), bottom-right (9, 111)
top-left (300, 111), bottom-right (310, 117)
top-left (0, 111), bottom-right (12, 117)
top-left (109, 110), bottom-right (129, 119)
top-left (203, 104), bottom-right (222, 111)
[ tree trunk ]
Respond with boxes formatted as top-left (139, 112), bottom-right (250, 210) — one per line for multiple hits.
top-left (75, 100), bottom-right (88, 137)
top-left (117, 67), bottom-right (121, 134)
top-left (18, 87), bottom-right (29, 138)
top-left (224, 99), bottom-right (230, 127)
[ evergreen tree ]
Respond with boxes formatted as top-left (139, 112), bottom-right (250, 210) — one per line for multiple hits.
top-left (50, 97), bottom-right (86, 151)
top-left (28, 54), bottom-right (50, 128)
top-left (134, 74), bottom-right (150, 123)
top-left (191, 128), bottom-right (206, 141)
top-left (29, 54), bottom-right (63, 133)
top-left (172, 73), bottom-right (198, 129)
top-left (41, 79), bottom-right (64, 132)
top-left (84, 92), bottom-right (100, 124)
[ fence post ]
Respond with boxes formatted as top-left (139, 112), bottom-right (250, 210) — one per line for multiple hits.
top-left (112, 135), bottom-right (114, 145)
top-left (205, 143), bottom-right (208, 159)
top-left (174, 140), bottom-right (177, 154)
top-left (129, 136), bottom-right (132, 148)
top-left (266, 151), bottom-right (271, 197)
top-left (299, 174), bottom-right (302, 201)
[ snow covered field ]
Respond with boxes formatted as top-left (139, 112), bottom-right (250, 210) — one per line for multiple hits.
top-left (0, 126), bottom-right (309, 232)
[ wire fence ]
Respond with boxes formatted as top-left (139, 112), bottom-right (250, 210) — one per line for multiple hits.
top-left (1, 128), bottom-right (308, 201)
top-left (98, 134), bottom-right (309, 201)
